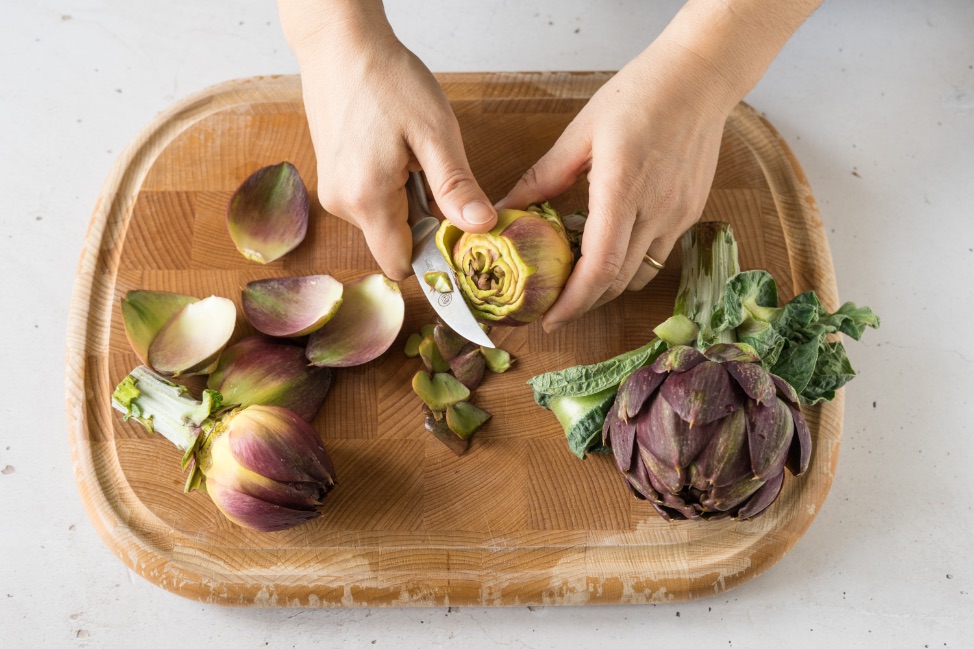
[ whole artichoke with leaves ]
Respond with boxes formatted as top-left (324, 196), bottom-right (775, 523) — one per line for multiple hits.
top-left (603, 342), bottom-right (810, 520)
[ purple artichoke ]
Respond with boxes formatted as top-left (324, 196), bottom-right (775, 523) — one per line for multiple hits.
top-left (199, 405), bottom-right (336, 532)
top-left (603, 343), bottom-right (811, 521)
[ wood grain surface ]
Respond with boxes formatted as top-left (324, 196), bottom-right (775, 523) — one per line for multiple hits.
top-left (65, 73), bottom-right (844, 606)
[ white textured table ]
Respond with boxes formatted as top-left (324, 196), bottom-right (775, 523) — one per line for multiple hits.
top-left (2, 1), bottom-right (970, 646)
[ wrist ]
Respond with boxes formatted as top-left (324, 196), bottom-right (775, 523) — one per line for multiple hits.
top-left (651, 0), bottom-right (822, 110)
top-left (278, 0), bottom-right (396, 61)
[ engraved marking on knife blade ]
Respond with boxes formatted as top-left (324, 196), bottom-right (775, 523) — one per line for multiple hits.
top-left (437, 293), bottom-right (453, 307)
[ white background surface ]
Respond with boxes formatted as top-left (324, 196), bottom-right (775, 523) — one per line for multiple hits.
top-left (2, 1), bottom-right (971, 647)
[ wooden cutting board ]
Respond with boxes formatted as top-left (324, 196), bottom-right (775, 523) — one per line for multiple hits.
top-left (65, 73), bottom-right (843, 606)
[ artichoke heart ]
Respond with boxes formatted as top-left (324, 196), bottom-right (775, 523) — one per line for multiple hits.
top-left (435, 206), bottom-right (572, 326)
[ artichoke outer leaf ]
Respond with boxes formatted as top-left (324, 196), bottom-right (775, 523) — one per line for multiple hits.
top-left (425, 415), bottom-right (470, 457)
top-left (226, 161), bottom-right (310, 265)
top-left (480, 346), bottom-right (513, 373)
top-left (204, 478), bottom-right (319, 532)
top-left (206, 336), bottom-right (331, 422)
top-left (241, 274), bottom-right (343, 338)
top-left (784, 402), bottom-right (812, 475)
top-left (744, 398), bottom-right (795, 482)
top-left (723, 361), bottom-right (776, 406)
top-left (227, 405), bottom-right (332, 484)
top-left (306, 274), bottom-right (405, 368)
top-left (433, 323), bottom-right (468, 362)
top-left (412, 371), bottom-right (471, 412)
top-left (702, 342), bottom-right (761, 364)
top-left (120, 290), bottom-right (199, 365)
top-left (616, 366), bottom-right (666, 420)
top-left (449, 345), bottom-right (486, 391)
top-left (639, 394), bottom-right (718, 469)
top-left (689, 408), bottom-right (750, 489)
top-left (605, 399), bottom-right (637, 473)
top-left (423, 271), bottom-right (453, 293)
top-left (445, 401), bottom-right (492, 440)
top-left (622, 453), bottom-right (659, 502)
top-left (703, 474), bottom-right (766, 513)
top-left (148, 296), bottom-right (237, 377)
top-left (638, 444), bottom-right (685, 496)
top-left (770, 373), bottom-right (801, 404)
top-left (660, 492), bottom-right (702, 520)
top-left (737, 471), bottom-right (784, 520)
top-left (659, 361), bottom-right (743, 428)
top-left (419, 334), bottom-right (451, 373)
top-left (651, 345), bottom-right (708, 374)
top-left (404, 333), bottom-right (423, 358)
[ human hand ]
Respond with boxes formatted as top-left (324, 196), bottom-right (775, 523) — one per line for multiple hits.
top-left (497, 46), bottom-right (734, 332)
top-left (279, 1), bottom-right (496, 280)
top-left (498, 0), bottom-right (822, 332)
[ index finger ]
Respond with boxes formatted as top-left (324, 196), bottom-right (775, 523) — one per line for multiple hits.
top-left (540, 183), bottom-right (636, 331)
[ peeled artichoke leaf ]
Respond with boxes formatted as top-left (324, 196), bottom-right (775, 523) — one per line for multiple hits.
top-left (121, 290), bottom-right (199, 364)
top-left (241, 275), bottom-right (343, 337)
top-left (148, 296), bottom-right (236, 377)
top-left (227, 161), bottom-right (309, 264)
top-left (305, 274), bottom-right (405, 368)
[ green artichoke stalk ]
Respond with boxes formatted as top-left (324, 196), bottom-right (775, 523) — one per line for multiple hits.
top-left (603, 343), bottom-right (810, 520)
top-left (112, 366), bottom-right (335, 532)
top-left (435, 205), bottom-right (573, 326)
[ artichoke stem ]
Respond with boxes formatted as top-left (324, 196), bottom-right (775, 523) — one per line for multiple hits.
top-left (111, 365), bottom-right (220, 451)
top-left (673, 222), bottom-right (740, 346)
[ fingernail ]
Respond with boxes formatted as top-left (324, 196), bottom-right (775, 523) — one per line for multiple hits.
top-left (461, 201), bottom-right (495, 225)
top-left (543, 320), bottom-right (565, 333)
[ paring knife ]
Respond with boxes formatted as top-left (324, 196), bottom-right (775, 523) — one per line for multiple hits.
top-left (407, 172), bottom-right (495, 349)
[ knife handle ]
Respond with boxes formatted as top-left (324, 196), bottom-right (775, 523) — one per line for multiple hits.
top-left (406, 172), bottom-right (440, 243)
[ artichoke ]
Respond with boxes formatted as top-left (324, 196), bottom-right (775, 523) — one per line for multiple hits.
top-left (435, 205), bottom-right (572, 326)
top-left (112, 366), bottom-right (336, 532)
top-left (603, 342), bottom-right (810, 521)
top-left (198, 404), bottom-right (336, 532)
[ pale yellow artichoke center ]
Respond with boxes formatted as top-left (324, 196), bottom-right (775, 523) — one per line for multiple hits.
top-left (453, 233), bottom-right (530, 320)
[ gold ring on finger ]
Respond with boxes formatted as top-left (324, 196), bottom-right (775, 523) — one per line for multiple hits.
top-left (643, 253), bottom-right (665, 270)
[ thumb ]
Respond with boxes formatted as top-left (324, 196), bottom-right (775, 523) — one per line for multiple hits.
top-left (411, 124), bottom-right (497, 233)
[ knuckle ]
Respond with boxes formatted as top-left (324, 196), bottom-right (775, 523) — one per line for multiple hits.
top-left (432, 168), bottom-right (473, 200)
top-left (590, 248), bottom-right (625, 282)
top-left (518, 166), bottom-right (541, 192)
top-left (606, 264), bottom-right (638, 298)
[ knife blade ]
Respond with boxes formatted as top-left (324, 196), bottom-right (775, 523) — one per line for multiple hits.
top-left (407, 172), bottom-right (495, 349)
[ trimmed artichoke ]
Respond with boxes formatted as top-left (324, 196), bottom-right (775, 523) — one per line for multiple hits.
top-left (199, 405), bottom-right (336, 532)
top-left (603, 342), bottom-right (811, 521)
top-left (435, 206), bottom-right (572, 326)
top-left (112, 366), bottom-right (336, 533)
